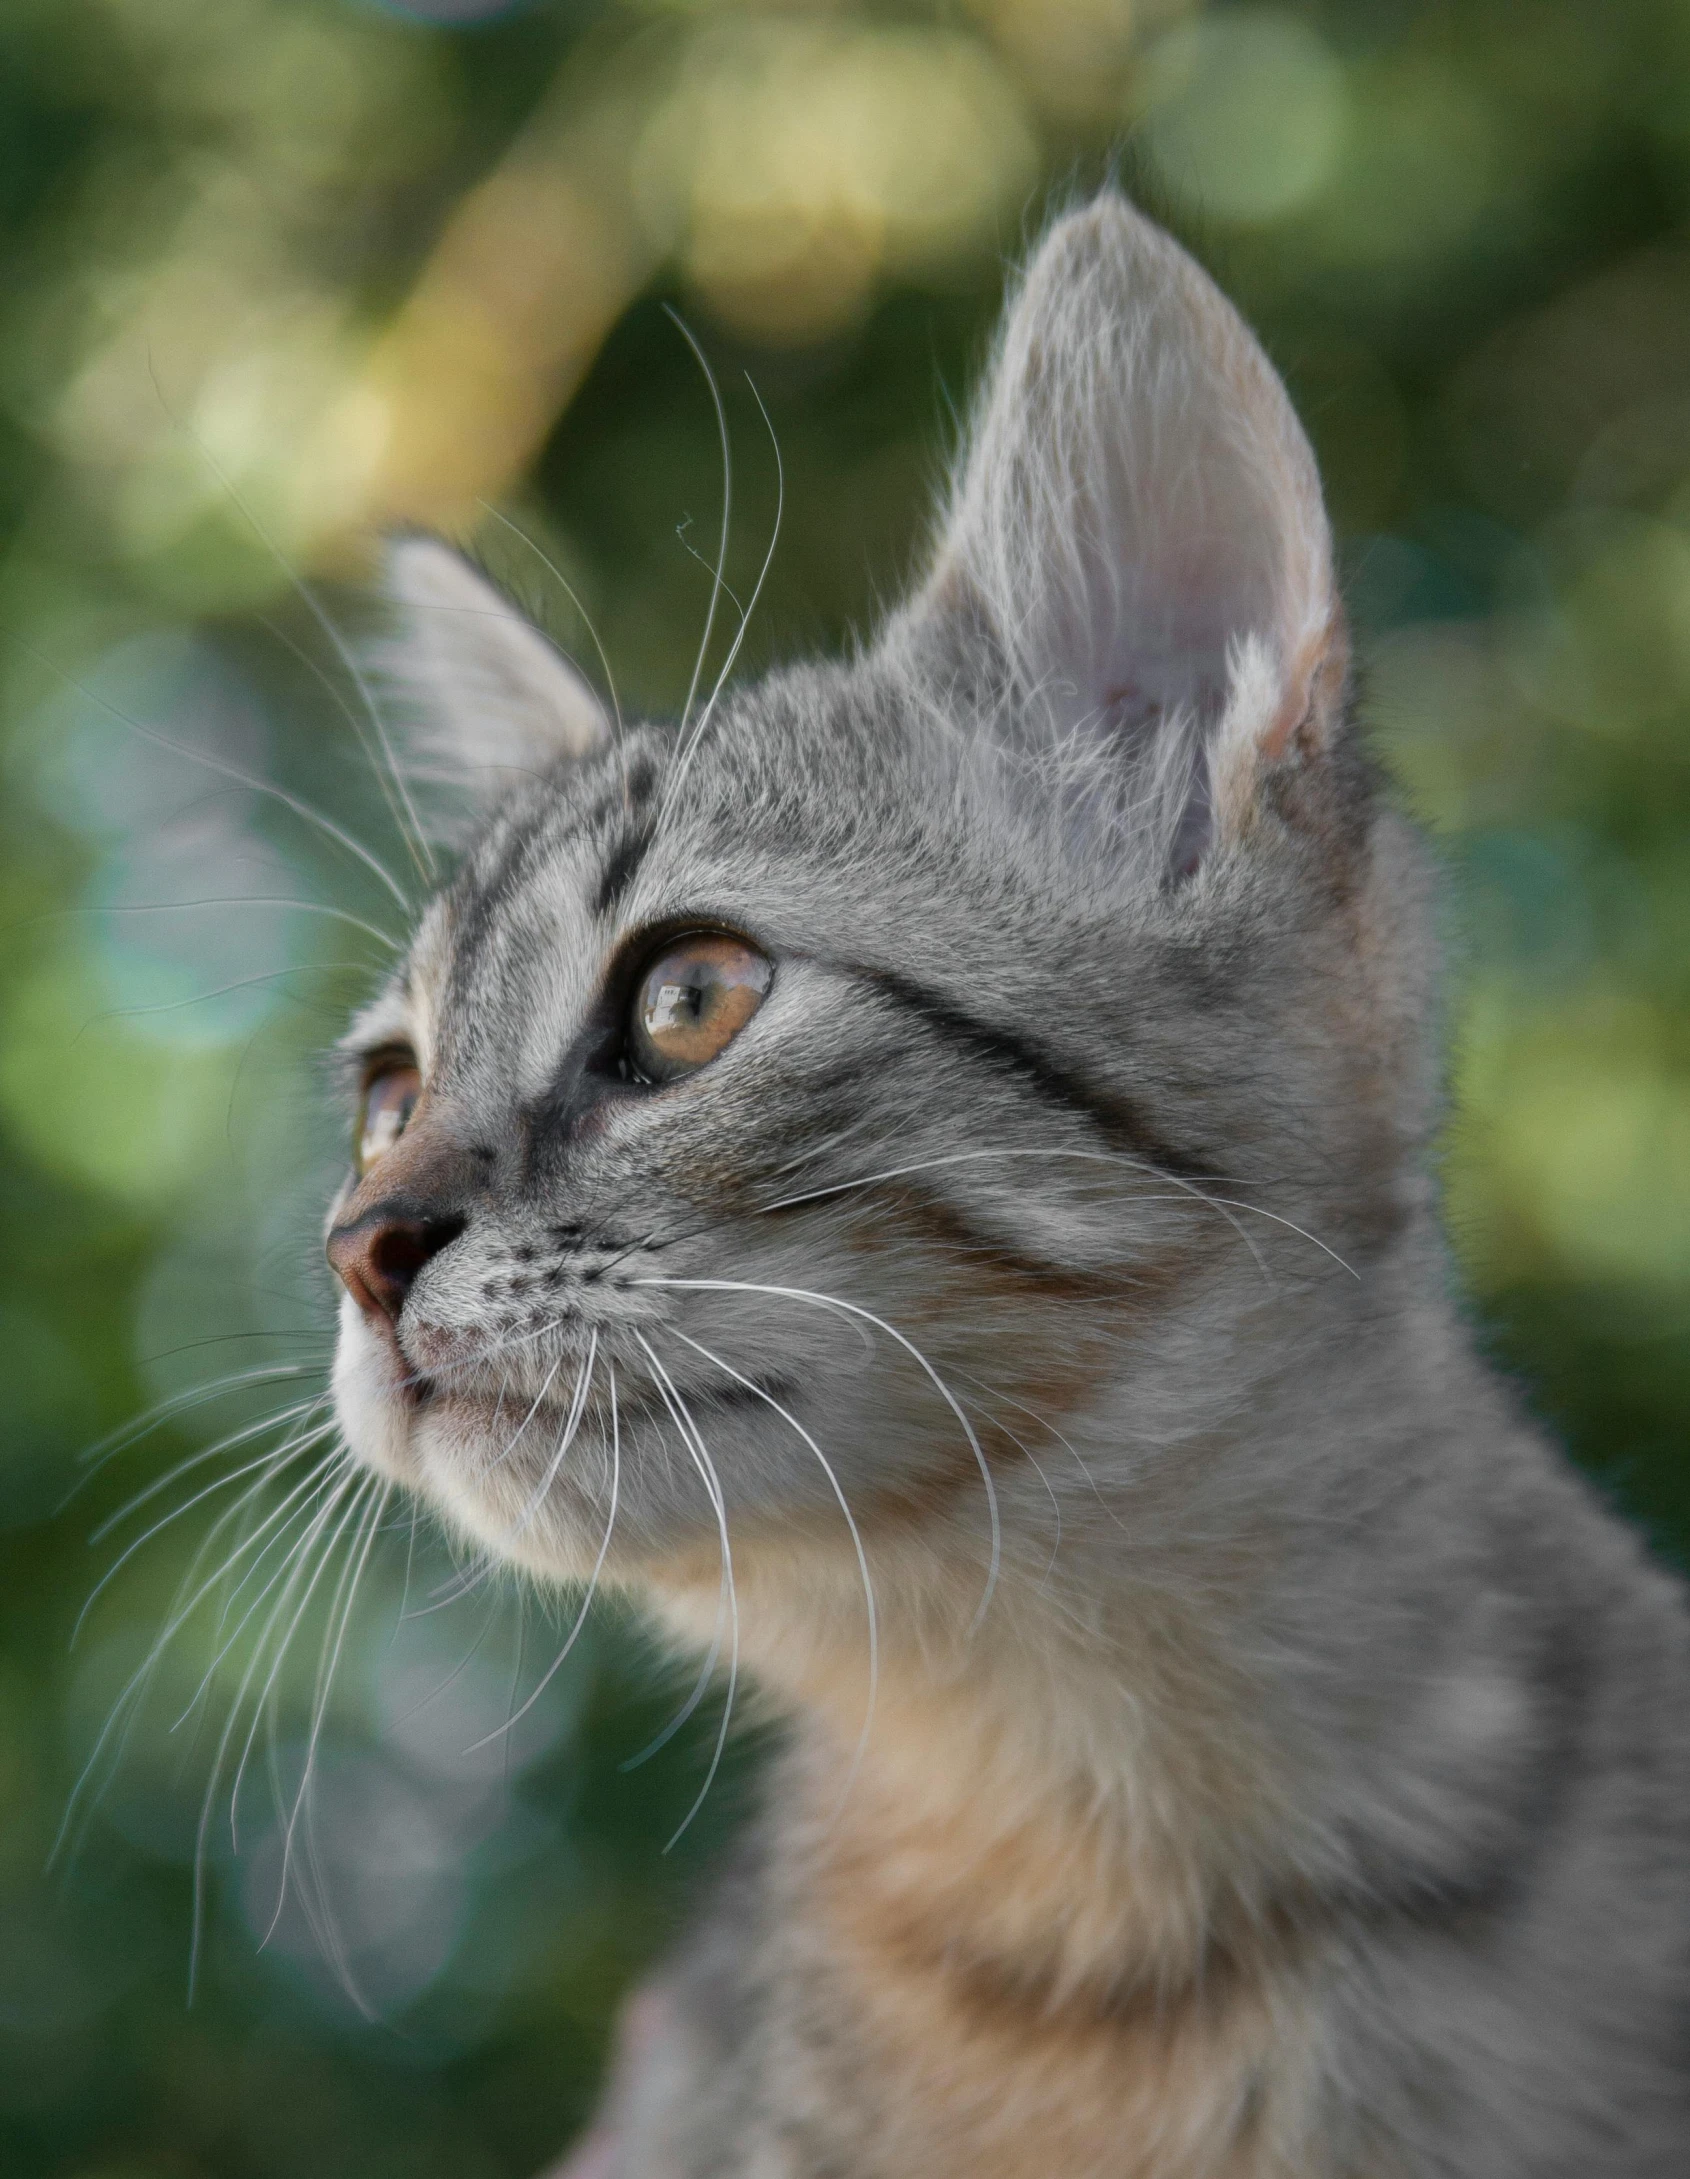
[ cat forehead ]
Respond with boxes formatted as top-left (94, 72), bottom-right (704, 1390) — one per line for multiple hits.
top-left (424, 677), bottom-right (938, 946)
top-left (365, 657), bottom-right (1175, 1097)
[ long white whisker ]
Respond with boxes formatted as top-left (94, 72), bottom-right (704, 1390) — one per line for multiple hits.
top-left (167, 1452), bottom-right (352, 1732)
top-left (619, 1574), bottom-right (728, 1772)
top-left (476, 502), bottom-right (628, 791)
top-left (397, 1337), bottom-right (594, 1631)
top-left (387, 1591), bottom-right (501, 1733)
top-left (76, 1410), bottom-right (334, 1644)
top-left (225, 1471), bottom-right (374, 1853)
top-left (633, 1333), bottom-right (738, 1852)
top-left (53, 1432), bottom-right (342, 1866)
top-left (960, 1389), bottom-right (1062, 1590)
top-left (0, 628), bottom-right (413, 912)
top-left (186, 1462), bottom-right (359, 1995)
top-left (412, 1339), bottom-right (598, 1630)
top-left (664, 306), bottom-right (732, 746)
top-left (952, 1365), bottom-right (1129, 1539)
top-left (86, 962), bottom-right (372, 1027)
top-left (47, 896), bottom-right (399, 950)
top-left (640, 1278), bottom-right (1000, 1634)
top-left (73, 1362), bottom-right (319, 1477)
top-left (89, 1395), bottom-right (326, 1545)
top-left (757, 1145), bottom-right (1357, 1280)
top-left (665, 370), bottom-right (784, 809)
top-left (149, 374), bottom-right (436, 885)
top-left (482, 1351), bottom-right (564, 1477)
top-left (266, 1477), bottom-right (391, 1945)
top-left (467, 1358), bottom-right (621, 1753)
top-left (670, 1328), bottom-right (877, 1820)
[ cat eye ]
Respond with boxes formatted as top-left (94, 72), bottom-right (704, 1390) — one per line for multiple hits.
top-left (627, 933), bottom-right (772, 1084)
top-left (356, 1056), bottom-right (421, 1175)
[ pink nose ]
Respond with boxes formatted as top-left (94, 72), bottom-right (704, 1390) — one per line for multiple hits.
top-left (326, 1208), bottom-right (462, 1324)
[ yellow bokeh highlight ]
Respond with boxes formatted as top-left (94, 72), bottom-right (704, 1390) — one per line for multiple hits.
top-left (636, 20), bottom-right (1037, 345)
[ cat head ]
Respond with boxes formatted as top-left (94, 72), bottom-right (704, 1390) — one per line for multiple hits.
top-left (326, 196), bottom-right (1432, 1629)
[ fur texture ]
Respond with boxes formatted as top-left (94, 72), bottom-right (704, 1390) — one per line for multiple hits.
top-left (326, 197), bottom-right (1690, 2176)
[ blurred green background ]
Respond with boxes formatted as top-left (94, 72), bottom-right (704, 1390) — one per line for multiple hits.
top-left (3, 0), bottom-right (1690, 2173)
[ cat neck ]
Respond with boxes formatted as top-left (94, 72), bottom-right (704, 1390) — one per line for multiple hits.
top-left (643, 1264), bottom-right (1539, 2003)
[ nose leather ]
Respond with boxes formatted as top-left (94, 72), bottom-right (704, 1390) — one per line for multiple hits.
top-left (327, 1206), bottom-right (465, 1324)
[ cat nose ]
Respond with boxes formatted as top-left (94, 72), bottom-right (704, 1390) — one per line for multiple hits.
top-left (327, 1206), bottom-right (465, 1325)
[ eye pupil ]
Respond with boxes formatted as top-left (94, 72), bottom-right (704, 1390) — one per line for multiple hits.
top-left (651, 979), bottom-right (703, 1032)
top-left (629, 934), bottom-right (771, 1084)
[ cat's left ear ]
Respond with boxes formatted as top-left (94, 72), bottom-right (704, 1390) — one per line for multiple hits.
top-left (900, 195), bottom-right (1346, 872)
top-left (380, 537), bottom-right (609, 804)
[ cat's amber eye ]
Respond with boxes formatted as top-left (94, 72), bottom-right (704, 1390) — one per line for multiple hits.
top-left (628, 933), bottom-right (772, 1084)
top-left (356, 1057), bottom-right (421, 1175)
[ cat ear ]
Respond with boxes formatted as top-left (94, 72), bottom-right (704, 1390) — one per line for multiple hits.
top-left (380, 537), bottom-right (609, 805)
top-left (908, 194), bottom-right (1345, 871)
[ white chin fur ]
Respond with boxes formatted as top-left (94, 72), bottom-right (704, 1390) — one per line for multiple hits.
top-left (330, 1295), bottom-right (414, 1483)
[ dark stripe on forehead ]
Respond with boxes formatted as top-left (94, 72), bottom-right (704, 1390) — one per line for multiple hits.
top-left (856, 966), bottom-right (1219, 1183)
top-left (448, 794), bottom-right (557, 989)
top-left (596, 822), bottom-right (656, 919)
top-left (453, 760), bottom-right (649, 973)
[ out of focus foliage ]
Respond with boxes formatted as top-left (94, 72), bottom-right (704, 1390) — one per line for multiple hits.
top-left (2, 1), bottom-right (1689, 2173)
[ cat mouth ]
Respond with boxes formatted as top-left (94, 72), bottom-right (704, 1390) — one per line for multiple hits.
top-left (397, 1359), bottom-right (797, 1427)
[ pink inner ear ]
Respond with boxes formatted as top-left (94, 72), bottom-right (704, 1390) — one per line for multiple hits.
top-left (908, 196), bottom-right (1341, 873)
top-left (1261, 619), bottom-right (1346, 766)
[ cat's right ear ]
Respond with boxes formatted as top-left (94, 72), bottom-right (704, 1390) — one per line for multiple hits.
top-left (896, 194), bottom-right (1346, 876)
top-left (379, 537), bottom-right (609, 811)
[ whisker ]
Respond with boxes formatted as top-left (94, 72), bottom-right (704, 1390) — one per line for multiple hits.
top-left (387, 1590), bottom-right (502, 1733)
top-left (81, 962), bottom-right (374, 1030)
top-left (504, 1333), bottom-right (598, 1547)
top-left (0, 627), bottom-right (413, 913)
top-left (466, 1358), bottom-right (621, 1754)
top-left (639, 1278), bottom-right (1000, 1635)
top-left (147, 368), bottom-right (436, 886)
top-left (76, 1407), bottom-right (334, 1642)
top-left (481, 1350), bottom-right (565, 1477)
top-left (632, 1333), bottom-right (739, 1852)
top-left (670, 1328), bottom-right (877, 1821)
top-left (664, 369), bottom-right (784, 810)
top-left (952, 1366), bottom-right (1130, 1540)
top-left (167, 1451), bottom-right (353, 1734)
top-left (187, 1461), bottom-right (361, 1996)
top-left (414, 1337), bottom-right (600, 1627)
top-left (674, 523), bottom-right (748, 626)
top-left (404, 1546), bottom-right (498, 1620)
top-left (53, 1432), bottom-right (344, 1868)
top-left (88, 1395), bottom-right (328, 1545)
top-left (70, 1362), bottom-right (322, 1485)
top-left (476, 501), bottom-right (629, 804)
top-left (35, 896), bottom-right (398, 950)
top-left (756, 1145), bottom-right (1358, 1281)
top-left (959, 1389), bottom-right (1062, 1591)
top-left (663, 306), bottom-right (732, 747)
top-left (395, 1495), bottom-right (424, 1634)
top-left (618, 1573), bottom-right (728, 1772)
top-left (225, 1470), bottom-right (375, 1854)
top-left (266, 1476), bottom-right (391, 1947)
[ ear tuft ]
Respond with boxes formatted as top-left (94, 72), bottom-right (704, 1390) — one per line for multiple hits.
top-left (380, 537), bottom-right (609, 807)
top-left (903, 193), bottom-right (1345, 874)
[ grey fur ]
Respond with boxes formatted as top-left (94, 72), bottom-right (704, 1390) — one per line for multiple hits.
top-left (327, 196), bottom-right (1690, 2176)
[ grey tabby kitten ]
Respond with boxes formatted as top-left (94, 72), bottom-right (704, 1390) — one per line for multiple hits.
top-left (325, 197), bottom-right (1690, 2177)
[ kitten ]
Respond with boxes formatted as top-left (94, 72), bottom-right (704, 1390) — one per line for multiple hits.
top-left (327, 196), bottom-right (1690, 2176)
